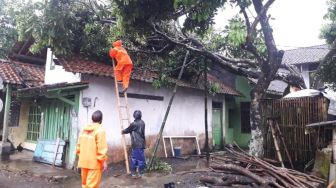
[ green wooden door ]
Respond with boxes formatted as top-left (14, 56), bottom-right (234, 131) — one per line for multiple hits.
top-left (40, 100), bottom-right (73, 166)
top-left (41, 100), bottom-right (72, 140)
top-left (212, 108), bottom-right (223, 149)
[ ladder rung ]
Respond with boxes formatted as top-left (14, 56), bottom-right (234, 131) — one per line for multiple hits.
top-left (117, 82), bottom-right (123, 84)
top-left (122, 119), bottom-right (129, 121)
top-left (119, 106), bottom-right (127, 108)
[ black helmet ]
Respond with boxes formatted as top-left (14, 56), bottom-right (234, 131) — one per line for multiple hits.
top-left (133, 110), bottom-right (142, 120)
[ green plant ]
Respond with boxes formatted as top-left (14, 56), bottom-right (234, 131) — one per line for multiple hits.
top-left (146, 158), bottom-right (172, 173)
top-left (209, 82), bottom-right (221, 96)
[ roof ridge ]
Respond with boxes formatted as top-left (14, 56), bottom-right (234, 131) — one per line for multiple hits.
top-left (284, 44), bottom-right (329, 51)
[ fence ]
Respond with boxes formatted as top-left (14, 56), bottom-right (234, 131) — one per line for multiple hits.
top-left (261, 96), bottom-right (329, 168)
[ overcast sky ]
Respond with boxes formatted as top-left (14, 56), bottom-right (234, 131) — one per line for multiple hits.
top-left (214, 0), bottom-right (328, 50)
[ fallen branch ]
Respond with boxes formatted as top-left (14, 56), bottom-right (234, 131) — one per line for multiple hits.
top-left (211, 164), bottom-right (269, 185)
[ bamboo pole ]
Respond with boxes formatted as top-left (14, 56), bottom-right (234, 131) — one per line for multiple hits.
top-left (148, 51), bottom-right (190, 169)
top-left (269, 119), bottom-right (285, 168)
top-left (275, 121), bottom-right (294, 169)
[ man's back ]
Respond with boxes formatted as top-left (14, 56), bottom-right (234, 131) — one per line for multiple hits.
top-left (77, 123), bottom-right (107, 169)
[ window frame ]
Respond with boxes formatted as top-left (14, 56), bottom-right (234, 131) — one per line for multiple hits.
top-left (240, 102), bottom-right (251, 133)
top-left (26, 104), bottom-right (42, 142)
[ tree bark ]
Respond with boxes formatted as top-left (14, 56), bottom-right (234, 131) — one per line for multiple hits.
top-left (248, 0), bottom-right (283, 158)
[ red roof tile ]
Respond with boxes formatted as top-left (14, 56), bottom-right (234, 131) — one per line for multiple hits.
top-left (59, 58), bottom-right (240, 96)
top-left (0, 59), bottom-right (44, 87)
top-left (207, 74), bottom-right (241, 96)
top-left (59, 58), bottom-right (159, 83)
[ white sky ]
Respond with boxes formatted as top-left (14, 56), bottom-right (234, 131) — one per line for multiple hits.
top-left (214, 0), bottom-right (328, 50)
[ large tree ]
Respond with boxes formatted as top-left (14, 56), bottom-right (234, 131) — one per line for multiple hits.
top-left (114, 0), bottom-right (286, 157)
top-left (312, 0), bottom-right (336, 90)
top-left (1, 0), bottom-right (302, 157)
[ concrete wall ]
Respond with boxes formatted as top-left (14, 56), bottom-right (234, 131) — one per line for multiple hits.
top-left (7, 102), bottom-right (36, 150)
top-left (44, 48), bottom-right (81, 84)
top-left (77, 76), bottom-right (215, 162)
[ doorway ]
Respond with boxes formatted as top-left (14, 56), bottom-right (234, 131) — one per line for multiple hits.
top-left (212, 102), bottom-right (223, 149)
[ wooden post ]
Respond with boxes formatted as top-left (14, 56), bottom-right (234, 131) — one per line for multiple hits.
top-left (333, 128), bottom-right (336, 163)
top-left (204, 60), bottom-right (210, 167)
top-left (148, 51), bottom-right (189, 169)
top-left (269, 119), bottom-right (284, 168)
top-left (1, 85), bottom-right (11, 144)
top-left (275, 121), bottom-right (294, 169)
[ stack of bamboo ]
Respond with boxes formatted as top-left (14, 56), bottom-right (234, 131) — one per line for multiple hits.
top-left (200, 147), bottom-right (326, 188)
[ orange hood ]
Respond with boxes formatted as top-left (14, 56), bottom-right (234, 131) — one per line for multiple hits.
top-left (113, 40), bottom-right (122, 47)
top-left (83, 123), bottom-right (101, 133)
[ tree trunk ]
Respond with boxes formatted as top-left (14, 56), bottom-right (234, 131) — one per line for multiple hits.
top-left (249, 89), bottom-right (264, 158)
top-left (249, 0), bottom-right (284, 157)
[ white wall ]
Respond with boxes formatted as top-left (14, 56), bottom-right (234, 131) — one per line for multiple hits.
top-left (44, 48), bottom-right (81, 84)
top-left (77, 76), bottom-right (214, 147)
top-left (299, 64), bottom-right (310, 88)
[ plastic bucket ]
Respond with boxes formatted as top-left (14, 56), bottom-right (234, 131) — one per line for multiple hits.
top-left (173, 146), bottom-right (182, 157)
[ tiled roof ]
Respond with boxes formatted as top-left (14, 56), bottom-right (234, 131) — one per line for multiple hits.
top-left (59, 58), bottom-right (157, 83)
top-left (282, 44), bottom-right (329, 65)
top-left (59, 58), bottom-right (241, 96)
top-left (207, 74), bottom-right (241, 96)
top-left (0, 59), bottom-right (44, 87)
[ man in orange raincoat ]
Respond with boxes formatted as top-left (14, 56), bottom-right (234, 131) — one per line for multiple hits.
top-left (76, 110), bottom-right (108, 188)
top-left (109, 40), bottom-right (133, 93)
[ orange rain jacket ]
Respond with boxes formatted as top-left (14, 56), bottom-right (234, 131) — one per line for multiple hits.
top-left (109, 40), bottom-right (133, 88)
top-left (109, 40), bottom-right (132, 66)
top-left (76, 123), bottom-right (108, 170)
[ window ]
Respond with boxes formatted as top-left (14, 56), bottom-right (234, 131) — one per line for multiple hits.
top-left (240, 102), bottom-right (251, 133)
top-left (228, 109), bottom-right (235, 128)
top-left (26, 105), bottom-right (41, 142)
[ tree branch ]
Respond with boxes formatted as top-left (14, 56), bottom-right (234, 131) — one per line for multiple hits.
top-left (129, 44), bottom-right (171, 54)
top-left (152, 24), bottom-right (260, 79)
top-left (311, 40), bottom-right (336, 88)
top-left (252, 0), bottom-right (277, 63)
top-left (239, 4), bottom-right (264, 63)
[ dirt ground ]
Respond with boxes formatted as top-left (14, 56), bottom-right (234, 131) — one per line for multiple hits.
top-left (0, 155), bottom-right (210, 188)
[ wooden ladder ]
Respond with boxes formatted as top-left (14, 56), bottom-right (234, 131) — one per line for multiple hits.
top-left (112, 60), bottom-right (131, 174)
top-left (52, 138), bottom-right (61, 167)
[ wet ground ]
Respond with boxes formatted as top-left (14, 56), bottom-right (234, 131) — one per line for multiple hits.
top-left (0, 152), bottom-right (210, 188)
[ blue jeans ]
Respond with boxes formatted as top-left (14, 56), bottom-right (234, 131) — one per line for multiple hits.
top-left (130, 148), bottom-right (146, 172)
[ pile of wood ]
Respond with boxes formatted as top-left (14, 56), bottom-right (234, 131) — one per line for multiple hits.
top-left (200, 147), bottom-right (326, 188)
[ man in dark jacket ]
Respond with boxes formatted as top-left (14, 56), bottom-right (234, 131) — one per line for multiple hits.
top-left (122, 110), bottom-right (146, 177)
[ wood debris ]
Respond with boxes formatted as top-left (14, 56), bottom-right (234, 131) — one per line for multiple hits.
top-left (200, 147), bottom-right (326, 188)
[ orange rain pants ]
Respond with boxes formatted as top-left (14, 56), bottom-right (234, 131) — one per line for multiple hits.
top-left (109, 40), bottom-right (133, 88)
top-left (81, 168), bottom-right (102, 188)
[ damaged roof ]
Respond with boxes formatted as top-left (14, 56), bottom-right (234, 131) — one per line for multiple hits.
top-left (59, 58), bottom-right (241, 96)
top-left (282, 44), bottom-right (329, 65)
top-left (0, 59), bottom-right (44, 87)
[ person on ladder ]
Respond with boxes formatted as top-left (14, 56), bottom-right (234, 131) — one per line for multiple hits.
top-left (109, 39), bottom-right (133, 93)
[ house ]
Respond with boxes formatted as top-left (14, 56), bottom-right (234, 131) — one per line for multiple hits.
top-left (281, 44), bottom-right (329, 88)
top-left (0, 59), bottom-right (44, 159)
top-left (4, 48), bottom-right (246, 168)
top-left (282, 44), bottom-right (336, 117)
top-left (209, 60), bottom-right (288, 149)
